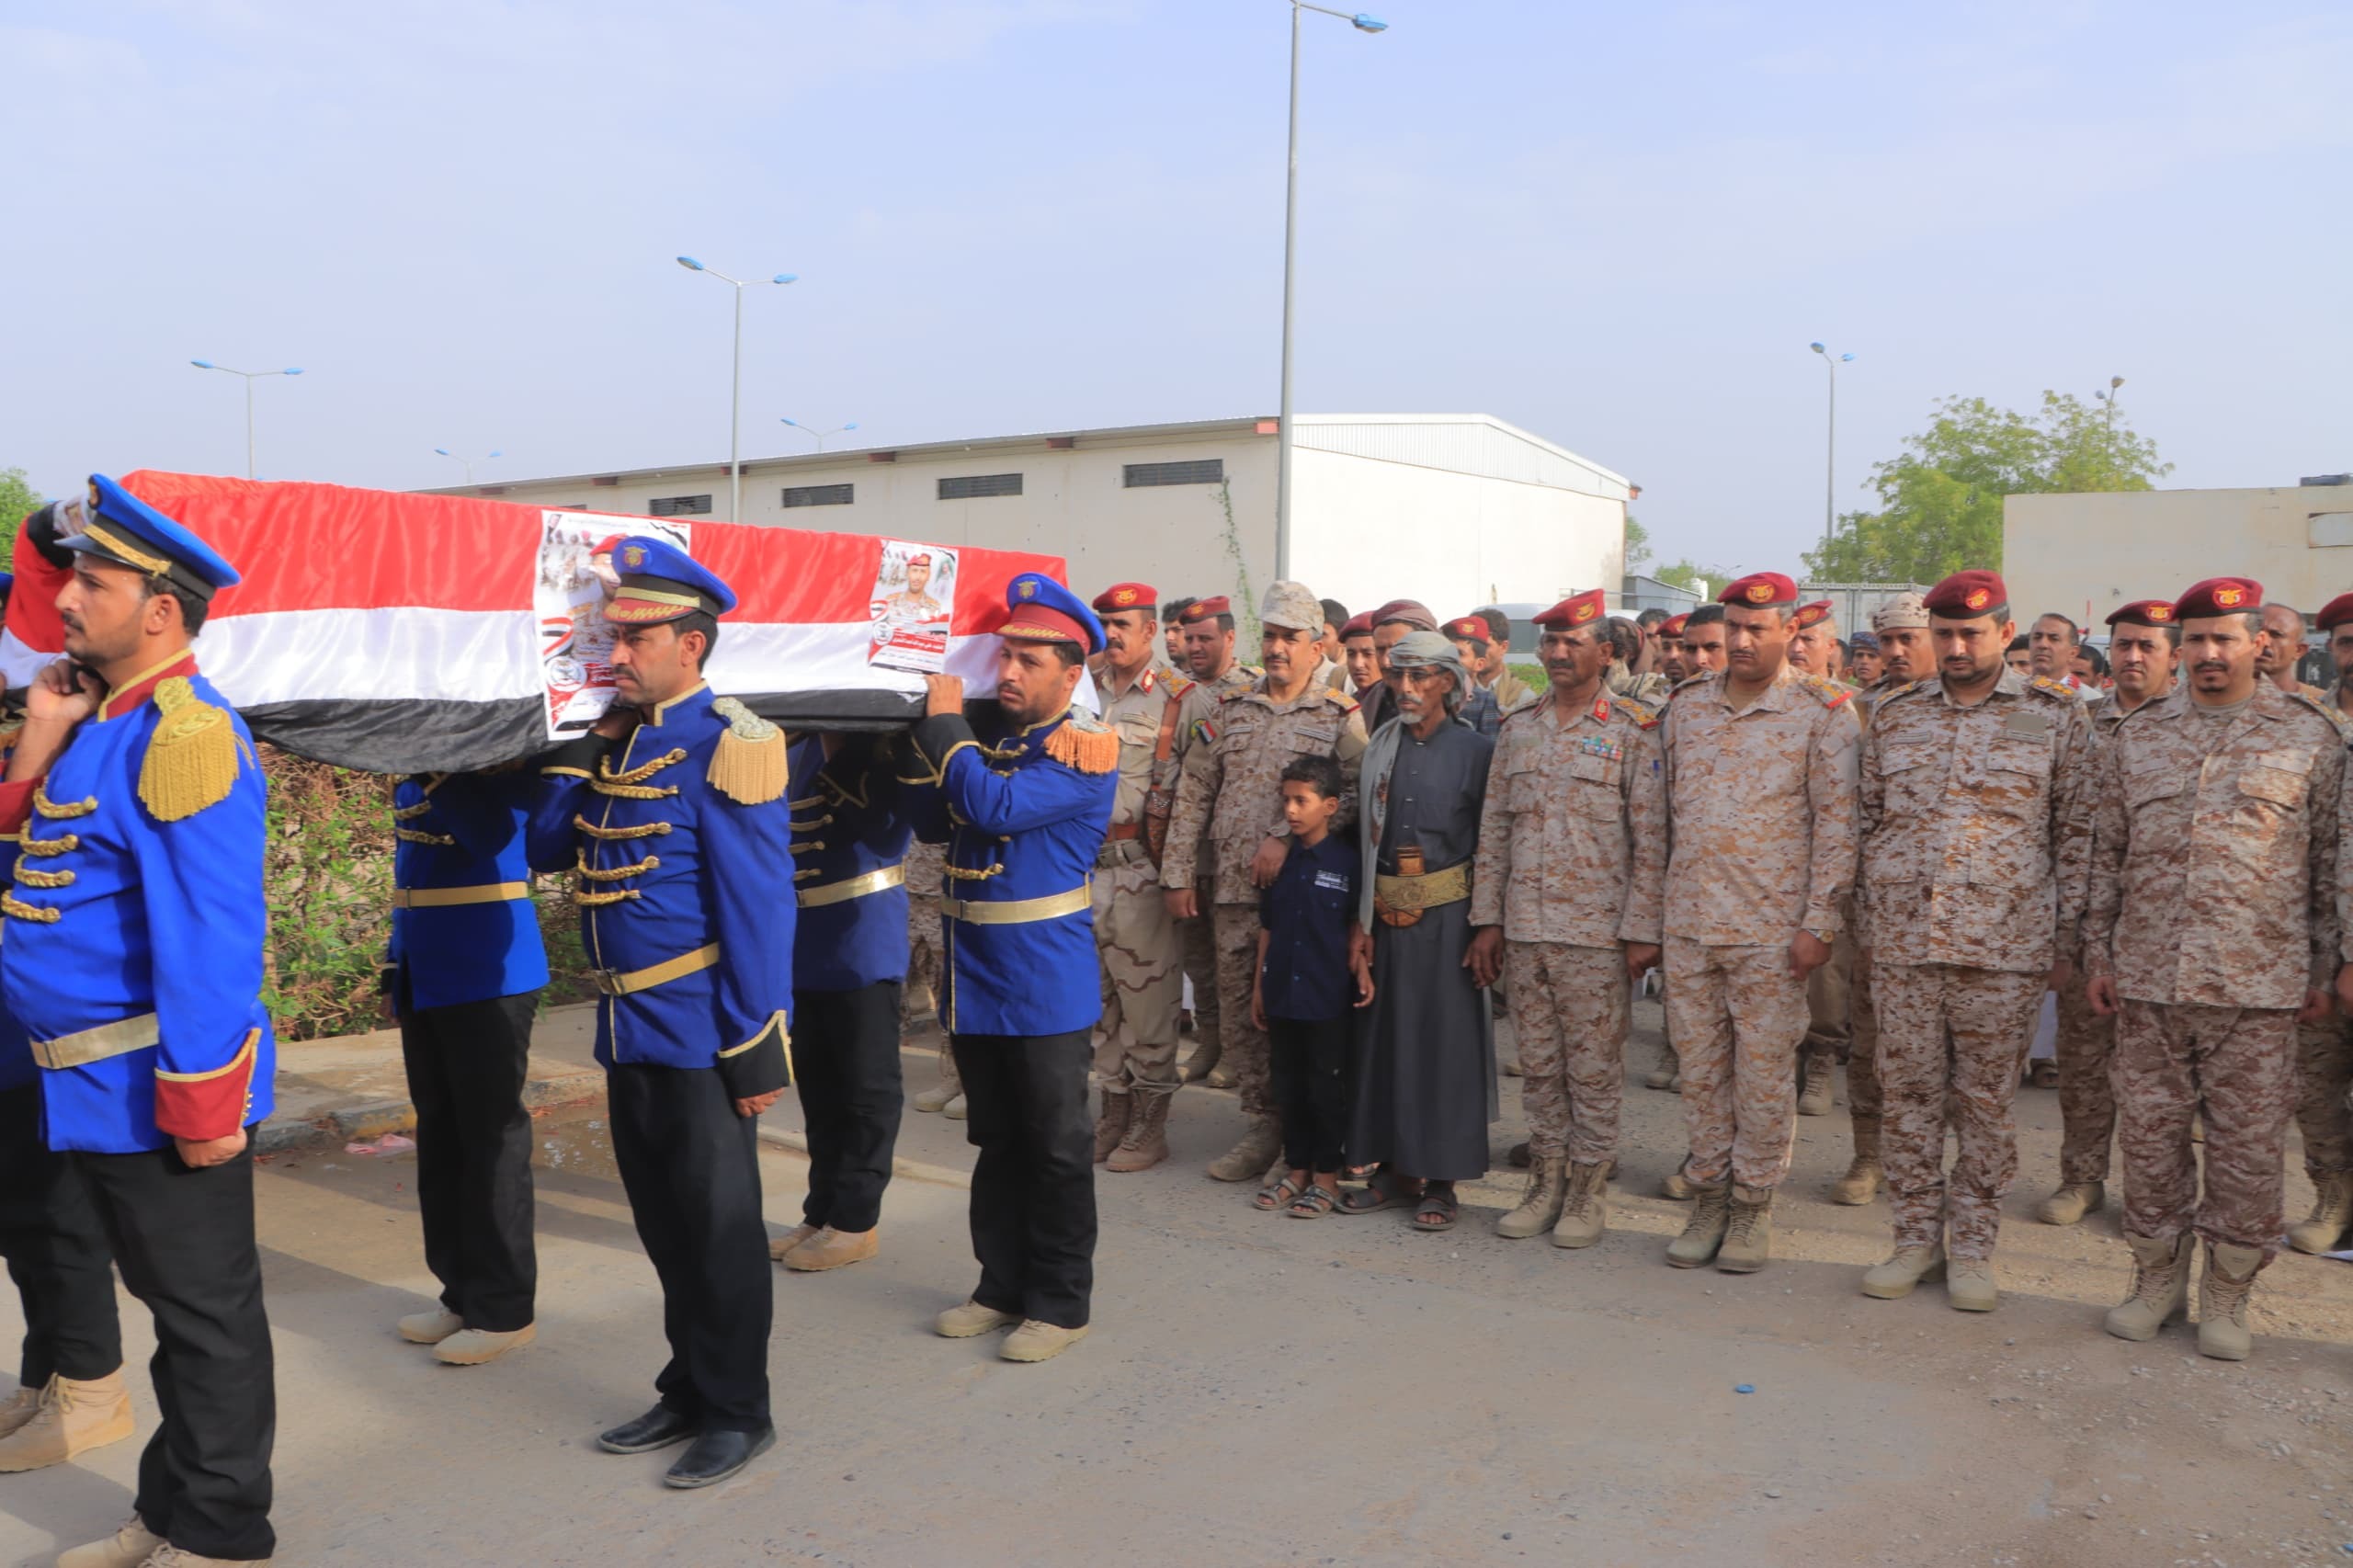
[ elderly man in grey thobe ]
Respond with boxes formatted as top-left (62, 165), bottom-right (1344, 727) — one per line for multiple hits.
top-left (1341, 631), bottom-right (1497, 1231)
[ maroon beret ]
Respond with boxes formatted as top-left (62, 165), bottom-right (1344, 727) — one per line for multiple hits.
top-left (1719, 572), bottom-right (1797, 608)
top-left (2107, 599), bottom-right (2177, 630)
top-left (2172, 577), bottom-right (2263, 619)
top-left (1922, 570), bottom-right (2008, 618)
top-left (2316, 594), bottom-right (2353, 632)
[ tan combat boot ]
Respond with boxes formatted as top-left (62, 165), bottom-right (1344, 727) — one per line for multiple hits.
top-left (912, 1046), bottom-right (961, 1112)
top-left (0, 1369), bottom-right (134, 1471)
top-left (396, 1307), bottom-right (463, 1344)
top-left (1716, 1185), bottom-right (1775, 1272)
top-left (55, 1517), bottom-right (163, 1568)
top-left (1796, 1053), bottom-right (1835, 1117)
top-left (942, 1093), bottom-right (968, 1120)
top-left (1660, 1161), bottom-right (1696, 1200)
top-left (1093, 1088), bottom-right (1132, 1164)
top-left (935, 1298), bottom-right (1017, 1337)
top-left (2196, 1241), bottom-right (2263, 1361)
top-left (2036, 1180), bottom-right (2106, 1227)
top-left (1643, 1042), bottom-right (1679, 1091)
top-left (433, 1324), bottom-right (538, 1366)
top-left (2104, 1233), bottom-right (2192, 1342)
top-left (1947, 1256), bottom-right (1998, 1312)
top-left (1001, 1321), bottom-right (1089, 1363)
top-left (135, 1549), bottom-right (267, 1566)
top-left (1495, 1154), bottom-right (1565, 1239)
top-left (1665, 1184), bottom-right (1731, 1267)
top-left (1552, 1161), bottom-right (1609, 1249)
top-left (0, 1384), bottom-right (38, 1440)
top-left (1106, 1090), bottom-right (1172, 1173)
top-left (1206, 1115), bottom-right (1282, 1183)
top-left (767, 1222), bottom-right (820, 1262)
top-left (2287, 1171), bottom-right (2353, 1255)
top-left (781, 1226), bottom-right (879, 1273)
top-left (1860, 1244), bottom-right (1946, 1299)
top-left (1180, 1036), bottom-right (1222, 1085)
top-left (1832, 1117), bottom-right (1882, 1205)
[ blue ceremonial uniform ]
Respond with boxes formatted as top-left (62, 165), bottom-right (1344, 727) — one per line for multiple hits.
top-left (0, 655), bottom-right (273, 1154)
top-left (788, 733), bottom-right (912, 991)
top-left (528, 682), bottom-right (794, 1085)
top-left (904, 710), bottom-right (1117, 1036)
top-left (902, 568), bottom-right (1118, 1335)
top-left (389, 770), bottom-right (550, 1011)
top-left (785, 733), bottom-right (915, 1238)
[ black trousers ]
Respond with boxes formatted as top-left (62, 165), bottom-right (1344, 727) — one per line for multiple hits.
top-left (949, 1029), bottom-right (1096, 1329)
top-left (76, 1141), bottom-right (275, 1562)
top-left (0, 1082), bottom-right (122, 1386)
top-left (793, 981), bottom-right (904, 1233)
top-left (606, 1064), bottom-right (772, 1432)
top-left (398, 991), bottom-right (540, 1332)
top-left (1267, 1015), bottom-right (1350, 1174)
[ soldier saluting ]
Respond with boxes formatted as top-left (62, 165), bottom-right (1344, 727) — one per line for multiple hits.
top-left (528, 536), bottom-right (794, 1487)
top-left (0, 475), bottom-right (277, 1568)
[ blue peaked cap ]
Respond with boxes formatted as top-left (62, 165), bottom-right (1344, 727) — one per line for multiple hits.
top-left (605, 533), bottom-right (738, 625)
top-left (998, 571), bottom-right (1104, 654)
top-left (65, 474), bottom-right (242, 600)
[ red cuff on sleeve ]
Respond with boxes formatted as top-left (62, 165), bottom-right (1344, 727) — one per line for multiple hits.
top-left (0, 776), bottom-right (40, 836)
top-left (153, 1030), bottom-right (260, 1142)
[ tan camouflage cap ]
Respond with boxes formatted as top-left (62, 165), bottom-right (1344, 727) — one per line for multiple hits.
top-left (1871, 592), bottom-right (1929, 633)
top-left (1259, 579), bottom-right (1323, 632)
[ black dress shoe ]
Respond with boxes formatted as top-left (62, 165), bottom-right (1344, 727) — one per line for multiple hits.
top-left (663, 1424), bottom-right (776, 1489)
top-left (597, 1403), bottom-right (699, 1454)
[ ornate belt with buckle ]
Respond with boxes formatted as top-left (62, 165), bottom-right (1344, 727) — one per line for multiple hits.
top-left (938, 884), bottom-right (1091, 925)
top-left (797, 865), bottom-right (907, 909)
top-left (591, 942), bottom-right (722, 996)
top-left (1372, 862), bottom-right (1472, 927)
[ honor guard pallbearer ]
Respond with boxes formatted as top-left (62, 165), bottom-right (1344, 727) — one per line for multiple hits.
top-left (527, 535), bottom-right (795, 1487)
top-left (904, 573), bottom-right (1118, 1363)
top-left (0, 475), bottom-right (277, 1568)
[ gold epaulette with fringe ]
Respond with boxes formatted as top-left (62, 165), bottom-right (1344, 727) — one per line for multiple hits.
top-left (709, 697), bottom-right (789, 805)
top-left (140, 677), bottom-right (244, 823)
top-left (1044, 713), bottom-right (1120, 774)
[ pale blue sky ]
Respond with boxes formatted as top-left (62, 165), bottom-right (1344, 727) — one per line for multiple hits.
top-left (4, 0), bottom-right (2345, 579)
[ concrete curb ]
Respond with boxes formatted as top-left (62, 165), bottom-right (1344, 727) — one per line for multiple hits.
top-left (756, 1125), bottom-right (973, 1190)
top-left (255, 1067), bottom-right (607, 1157)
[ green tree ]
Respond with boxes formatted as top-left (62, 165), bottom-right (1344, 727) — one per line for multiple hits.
top-left (0, 468), bottom-right (40, 561)
top-left (1624, 514), bottom-right (1652, 572)
top-left (1802, 392), bottom-right (2170, 583)
top-left (1654, 557), bottom-right (1739, 595)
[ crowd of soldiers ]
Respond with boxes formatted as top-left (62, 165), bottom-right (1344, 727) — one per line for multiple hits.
top-left (9, 473), bottom-right (2353, 1565)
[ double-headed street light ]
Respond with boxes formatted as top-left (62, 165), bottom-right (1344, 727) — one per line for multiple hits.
top-left (435, 447), bottom-right (503, 484)
top-left (189, 359), bottom-right (304, 480)
top-left (1273, 2), bottom-right (1387, 581)
top-left (1808, 342), bottom-right (1856, 562)
top-left (780, 418), bottom-right (858, 451)
top-left (676, 256), bottom-right (797, 522)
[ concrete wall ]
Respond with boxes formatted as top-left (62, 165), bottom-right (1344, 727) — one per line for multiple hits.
top-left (2005, 486), bottom-right (2353, 628)
top-left (1290, 447), bottom-right (1624, 622)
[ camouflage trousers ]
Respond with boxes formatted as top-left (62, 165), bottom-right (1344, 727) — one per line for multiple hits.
top-left (2294, 1014), bottom-right (2353, 1179)
top-left (2115, 1000), bottom-right (2297, 1260)
top-left (2052, 962), bottom-right (2116, 1186)
top-left (1090, 842), bottom-right (1183, 1095)
top-left (1847, 947), bottom-right (1881, 1123)
top-left (1506, 941), bottom-right (1628, 1165)
top-left (1873, 962), bottom-right (2045, 1258)
top-left (1664, 939), bottom-right (1807, 1189)
top-left (1802, 924), bottom-right (1853, 1064)
top-left (904, 840), bottom-right (954, 1092)
top-left (1211, 902), bottom-right (1275, 1119)
top-left (1179, 886), bottom-right (1220, 1053)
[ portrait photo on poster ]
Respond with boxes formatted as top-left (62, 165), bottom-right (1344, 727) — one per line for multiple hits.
top-left (537, 513), bottom-right (693, 738)
top-left (868, 539), bottom-right (958, 675)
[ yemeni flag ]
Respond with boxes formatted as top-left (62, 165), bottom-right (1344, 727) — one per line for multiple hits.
top-left (3, 472), bottom-right (1074, 774)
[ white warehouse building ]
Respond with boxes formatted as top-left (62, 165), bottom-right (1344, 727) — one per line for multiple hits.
top-left (437, 413), bottom-right (1633, 624)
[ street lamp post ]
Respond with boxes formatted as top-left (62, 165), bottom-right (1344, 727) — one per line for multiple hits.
top-left (780, 418), bottom-right (858, 452)
top-left (189, 359), bottom-right (304, 479)
top-left (1808, 342), bottom-right (1855, 563)
top-left (1274, 2), bottom-right (1387, 581)
top-left (434, 447), bottom-right (504, 485)
top-left (676, 256), bottom-right (799, 522)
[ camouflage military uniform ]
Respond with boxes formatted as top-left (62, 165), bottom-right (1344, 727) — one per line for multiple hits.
top-left (1841, 673), bottom-right (1917, 1132)
top-left (1489, 666), bottom-right (1539, 716)
top-left (2084, 685), bottom-right (2344, 1260)
top-left (1162, 678), bottom-right (1367, 1125)
top-left (1471, 693), bottom-right (1666, 1163)
top-left (2293, 699), bottom-right (2353, 1190)
top-left (1170, 662), bottom-right (1256, 1064)
top-left (1608, 665), bottom-right (1674, 706)
top-left (1860, 670), bottom-right (2095, 1258)
top-left (2052, 693), bottom-right (2148, 1185)
top-left (1091, 667), bottom-right (1185, 1098)
top-left (904, 837), bottom-right (955, 1096)
top-left (1660, 665), bottom-right (1859, 1190)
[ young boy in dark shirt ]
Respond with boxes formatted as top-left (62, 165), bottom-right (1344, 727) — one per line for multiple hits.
top-left (1249, 756), bottom-right (1370, 1218)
